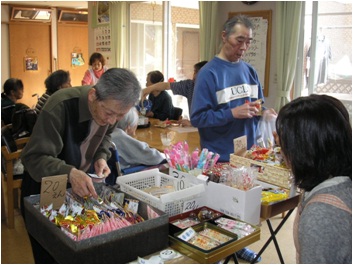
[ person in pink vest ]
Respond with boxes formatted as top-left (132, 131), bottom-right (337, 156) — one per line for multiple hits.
top-left (82, 52), bottom-right (108, 85)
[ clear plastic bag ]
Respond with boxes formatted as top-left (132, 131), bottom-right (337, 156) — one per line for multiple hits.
top-left (255, 111), bottom-right (277, 148)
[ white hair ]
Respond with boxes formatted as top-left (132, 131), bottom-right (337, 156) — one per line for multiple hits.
top-left (116, 107), bottom-right (139, 130)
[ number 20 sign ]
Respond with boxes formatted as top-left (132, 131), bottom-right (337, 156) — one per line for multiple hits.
top-left (40, 174), bottom-right (68, 209)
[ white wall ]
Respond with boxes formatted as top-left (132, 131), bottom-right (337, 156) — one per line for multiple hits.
top-left (217, 1), bottom-right (278, 109)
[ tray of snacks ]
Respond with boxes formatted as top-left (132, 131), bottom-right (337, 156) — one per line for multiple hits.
top-left (169, 218), bottom-right (260, 264)
top-left (169, 206), bottom-right (224, 235)
top-left (24, 183), bottom-right (169, 263)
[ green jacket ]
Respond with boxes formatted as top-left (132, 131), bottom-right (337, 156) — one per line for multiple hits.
top-left (21, 86), bottom-right (115, 182)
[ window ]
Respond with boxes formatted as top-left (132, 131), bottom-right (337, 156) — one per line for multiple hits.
top-left (300, 1), bottom-right (352, 117)
top-left (129, 1), bottom-right (199, 116)
top-left (11, 7), bottom-right (52, 22)
top-left (58, 10), bottom-right (88, 23)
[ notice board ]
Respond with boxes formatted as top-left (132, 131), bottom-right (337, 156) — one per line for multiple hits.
top-left (229, 10), bottom-right (272, 97)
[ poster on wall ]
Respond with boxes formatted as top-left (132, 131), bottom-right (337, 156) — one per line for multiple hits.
top-left (71, 53), bottom-right (85, 67)
top-left (97, 1), bottom-right (109, 25)
top-left (24, 56), bottom-right (38, 71)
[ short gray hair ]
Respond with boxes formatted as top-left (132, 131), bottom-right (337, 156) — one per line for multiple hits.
top-left (223, 15), bottom-right (254, 38)
top-left (94, 68), bottom-right (141, 109)
top-left (116, 107), bottom-right (139, 130)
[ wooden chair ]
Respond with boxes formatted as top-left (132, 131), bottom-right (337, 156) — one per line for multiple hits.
top-left (1, 125), bottom-right (29, 228)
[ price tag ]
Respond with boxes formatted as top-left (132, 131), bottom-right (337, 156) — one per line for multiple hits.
top-left (178, 227), bottom-right (196, 241)
top-left (182, 198), bottom-right (204, 212)
top-left (40, 174), bottom-right (68, 209)
top-left (234, 135), bottom-right (247, 156)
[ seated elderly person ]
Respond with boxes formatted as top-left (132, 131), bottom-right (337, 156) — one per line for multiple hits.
top-left (108, 107), bottom-right (165, 181)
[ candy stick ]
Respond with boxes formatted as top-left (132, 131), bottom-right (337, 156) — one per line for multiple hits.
top-left (210, 153), bottom-right (220, 168)
top-left (203, 151), bottom-right (214, 171)
top-left (191, 148), bottom-right (199, 170)
top-left (197, 148), bottom-right (208, 169)
top-left (183, 141), bottom-right (190, 171)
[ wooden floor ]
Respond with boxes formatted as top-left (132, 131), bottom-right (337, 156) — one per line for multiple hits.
top-left (1, 182), bottom-right (297, 264)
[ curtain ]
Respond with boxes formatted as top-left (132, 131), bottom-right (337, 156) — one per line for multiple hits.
top-left (199, 1), bottom-right (220, 61)
top-left (274, 2), bottom-right (303, 111)
top-left (109, 2), bottom-right (128, 68)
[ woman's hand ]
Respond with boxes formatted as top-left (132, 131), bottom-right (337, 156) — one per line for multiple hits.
top-left (94, 158), bottom-right (110, 179)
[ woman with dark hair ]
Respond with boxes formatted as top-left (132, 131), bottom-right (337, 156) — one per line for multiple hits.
top-left (275, 94), bottom-right (352, 264)
top-left (82, 52), bottom-right (108, 85)
top-left (145, 70), bottom-right (174, 121)
top-left (35, 70), bottom-right (72, 114)
top-left (1, 78), bottom-right (26, 124)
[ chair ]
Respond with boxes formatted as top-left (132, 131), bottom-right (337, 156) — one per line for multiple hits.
top-left (172, 107), bottom-right (183, 120)
top-left (1, 125), bottom-right (29, 228)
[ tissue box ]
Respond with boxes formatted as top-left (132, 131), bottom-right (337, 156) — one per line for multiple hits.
top-left (24, 187), bottom-right (169, 263)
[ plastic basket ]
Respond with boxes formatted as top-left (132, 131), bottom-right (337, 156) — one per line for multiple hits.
top-left (117, 169), bottom-right (205, 216)
top-left (230, 154), bottom-right (292, 189)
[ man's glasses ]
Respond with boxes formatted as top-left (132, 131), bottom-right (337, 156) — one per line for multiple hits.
top-left (235, 36), bottom-right (252, 46)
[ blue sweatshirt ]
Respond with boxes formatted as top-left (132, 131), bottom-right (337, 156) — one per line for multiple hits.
top-left (190, 56), bottom-right (264, 162)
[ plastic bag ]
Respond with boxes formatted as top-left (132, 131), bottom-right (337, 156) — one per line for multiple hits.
top-left (135, 100), bottom-right (152, 115)
top-left (255, 110), bottom-right (277, 148)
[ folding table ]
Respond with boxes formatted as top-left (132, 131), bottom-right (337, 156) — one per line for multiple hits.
top-left (251, 193), bottom-right (301, 264)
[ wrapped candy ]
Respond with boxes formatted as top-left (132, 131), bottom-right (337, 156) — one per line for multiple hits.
top-left (215, 217), bottom-right (255, 239)
top-left (261, 189), bottom-right (288, 204)
top-left (38, 187), bottom-right (145, 241)
top-left (232, 166), bottom-right (258, 191)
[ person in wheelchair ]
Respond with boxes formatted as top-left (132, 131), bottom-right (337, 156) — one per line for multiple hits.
top-left (106, 107), bottom-right (165, 185)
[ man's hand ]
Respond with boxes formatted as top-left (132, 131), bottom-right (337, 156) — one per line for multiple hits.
top-left (69, 168), bottom-right (98, 199)
top-left (231, 101), bottom-right (260, 119)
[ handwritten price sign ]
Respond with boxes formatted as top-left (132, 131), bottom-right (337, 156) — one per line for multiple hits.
top-left (40, 174), bottom-right (68, 209)
top-left (234, 135), bottom-right (247, 156)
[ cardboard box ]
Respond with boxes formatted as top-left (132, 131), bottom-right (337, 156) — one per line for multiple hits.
top-left (23, 187), bottom-right (169, 264)
top-left (168, 168), bottom-right (262, 225)
top-left (205, 181), bottom-right (262, 225)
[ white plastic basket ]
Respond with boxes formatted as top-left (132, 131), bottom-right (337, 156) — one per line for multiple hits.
top-left (117, 169), bottom-right (205, 216)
